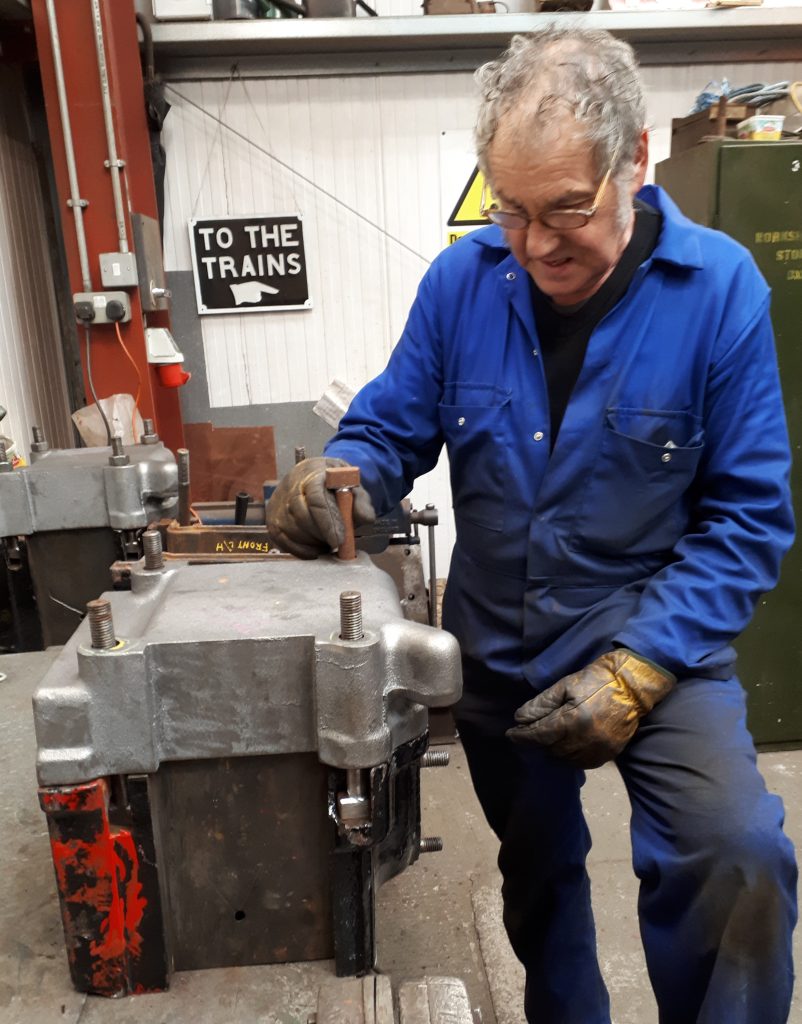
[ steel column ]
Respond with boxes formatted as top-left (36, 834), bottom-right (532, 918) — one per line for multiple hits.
top-left (29, 0), bottom-right (184, 453)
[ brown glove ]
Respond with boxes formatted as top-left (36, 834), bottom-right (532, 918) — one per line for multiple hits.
top-left (507, 649), bottom-right (675, 769)
top-left (266, 456), bottom-right (376, 559)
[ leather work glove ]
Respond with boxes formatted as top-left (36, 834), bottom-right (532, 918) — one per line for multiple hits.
top-left (507, 649), bottom-right (676, 769)
top-left (266, 456), bottom-right (375, 559)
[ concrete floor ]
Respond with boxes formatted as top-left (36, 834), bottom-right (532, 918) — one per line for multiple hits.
top-left (1, 648), bottom-right (800, 1024)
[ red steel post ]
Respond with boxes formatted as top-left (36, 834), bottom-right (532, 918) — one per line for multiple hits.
top-left (29, 0), bottom-right (184, 452)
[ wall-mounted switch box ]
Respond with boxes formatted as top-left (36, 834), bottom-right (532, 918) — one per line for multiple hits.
top-left (152, 0), bottom-right (213, 18)
top-left (73, 292), bottom-right (132, 325)
top-left (100, 252), bottom-right (139, 289)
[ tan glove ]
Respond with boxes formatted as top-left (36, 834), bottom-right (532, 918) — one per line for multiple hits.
top-left (265, 456), bottom-right (376, 559)
top-left (507, 649), bottom-right (675, 769)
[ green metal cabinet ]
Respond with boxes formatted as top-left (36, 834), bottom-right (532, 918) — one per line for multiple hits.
top-left (656, 140), bottom-right (802, 747)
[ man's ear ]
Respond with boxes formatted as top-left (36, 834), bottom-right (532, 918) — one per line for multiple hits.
top-left (631, 128), bottom-right (649, 193)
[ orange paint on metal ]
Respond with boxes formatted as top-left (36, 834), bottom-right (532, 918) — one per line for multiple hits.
top-left (41, 777), bottom-right (150, 994)
top-left (113, 830), bottom-right (147, 959)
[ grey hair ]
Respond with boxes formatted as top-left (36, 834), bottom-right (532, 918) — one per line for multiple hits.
top-left (474, 25), bottom-right (646, 185)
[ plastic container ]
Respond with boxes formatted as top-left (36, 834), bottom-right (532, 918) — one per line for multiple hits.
top-left (736, 114), bottom-right (786, 141)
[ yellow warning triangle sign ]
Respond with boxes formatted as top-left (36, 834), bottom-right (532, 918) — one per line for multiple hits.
top-left (448, 166), bottom-right (491, 227)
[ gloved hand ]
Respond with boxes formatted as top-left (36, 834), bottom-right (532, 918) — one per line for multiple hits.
top-left (507, 649), bottom-right (675, 768)
top-left (266, 456), bottom-right (375, 559)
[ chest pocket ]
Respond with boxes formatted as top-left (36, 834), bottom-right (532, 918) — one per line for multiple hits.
top-left (572, 408), bottom-right (705, 557)
top-left (438, 383), bottom-right (511, 532)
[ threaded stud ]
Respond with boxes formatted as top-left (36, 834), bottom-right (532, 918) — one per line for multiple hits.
top-left (339, 591), bottom-right (363, 641)
top-left (109, 435), bottom-right (129, 467)
top-left (421, 750), bottom-right (450, 768)
top-left (419, 837), bottom-right (443, 854)
top-left (177, 448), bottom-right (191, 526)
top-left (86, 598), bottom-right (116, 650)
top-left (0, 441), bottom-right (10, 472)
top-left (142, 528), bottom-right (164, 570)
top-left (31, 426), bottom-right (49, 453)
top-left (141, 418), bottom-right (158, 445)
top-left (294, 445), bottom-right (306, 464)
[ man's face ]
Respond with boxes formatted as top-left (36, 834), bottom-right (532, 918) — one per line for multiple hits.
top-left (486, 125), bottom-right (648, 307)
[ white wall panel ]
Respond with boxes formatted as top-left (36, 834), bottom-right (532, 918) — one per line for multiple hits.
top-left (162, 56), bottom-right (797, 570)
top-left (0, 68), bottom-right (71, 460)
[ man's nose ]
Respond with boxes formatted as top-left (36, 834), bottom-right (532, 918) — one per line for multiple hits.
top-left (524, 219), bottom-right (561, 259)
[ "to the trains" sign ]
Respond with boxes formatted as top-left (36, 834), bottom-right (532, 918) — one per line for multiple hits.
top-left (188, 214), bottom-right (311, 315)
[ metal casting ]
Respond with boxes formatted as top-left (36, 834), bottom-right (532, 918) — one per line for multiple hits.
top-left (33, 553), bottom-right (461, 785)
top-left (34, 551), bottom-right (462, 993)
top-left (0, 441), bottom-right (178, 537)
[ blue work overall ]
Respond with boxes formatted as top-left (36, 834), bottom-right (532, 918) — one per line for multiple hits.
top-left (327, 185), bottom-right (798, 1023)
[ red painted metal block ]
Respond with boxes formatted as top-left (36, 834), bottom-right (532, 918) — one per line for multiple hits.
top-left (39, 777), bottom-right (165, 996)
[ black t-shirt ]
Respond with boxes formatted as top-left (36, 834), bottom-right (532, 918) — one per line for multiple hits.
top-left (531, 200), bottom-right (662, 448)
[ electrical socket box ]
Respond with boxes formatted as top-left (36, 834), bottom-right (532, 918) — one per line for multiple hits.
top-left (100, 252), bottom-right (138, 289)
top-left (152, 0), bottom-right (213, 18)
top-left (145, 327), bottom-right (184, 364)
top-left (73, 292), bottom-right (132, 325)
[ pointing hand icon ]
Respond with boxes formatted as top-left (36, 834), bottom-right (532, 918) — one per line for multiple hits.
top-left (230, 281), bottom-right (279, 305)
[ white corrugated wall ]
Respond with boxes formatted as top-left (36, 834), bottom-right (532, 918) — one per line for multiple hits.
top-left (0, 67), bottom-right (72, 460)
top-left (162, 58), bottom-right (801, 568)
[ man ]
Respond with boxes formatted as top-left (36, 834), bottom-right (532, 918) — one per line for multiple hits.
top-left (267, 26), bottom-right (798, 1024)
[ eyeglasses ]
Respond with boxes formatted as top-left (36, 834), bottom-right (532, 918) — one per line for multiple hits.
top-left (480, 147), bottom-right (619, 232)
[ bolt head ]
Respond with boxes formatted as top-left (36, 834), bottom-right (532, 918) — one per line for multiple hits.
top-left (325, 465), bottom-right (360, 489)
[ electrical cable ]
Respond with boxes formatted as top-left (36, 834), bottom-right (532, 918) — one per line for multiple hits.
top-left (113, 321), bottom-right (142, 442)
top-left (84, 324), bottom-right (113, 445)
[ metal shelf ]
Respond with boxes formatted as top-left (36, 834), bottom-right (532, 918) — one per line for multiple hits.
top-left (151, 8), bottom-right (802, 78)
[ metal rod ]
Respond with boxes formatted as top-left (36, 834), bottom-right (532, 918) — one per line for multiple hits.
top-left (91, 0), bottom-right (129, 254)
top-left (44, 0), bottom-right (92, 291)
top-left (426, 504), bottom-right (437, 628)
top-left (346, 768), bottom-right (366, 798)
top-left (294, 445), bottom-right (306, 464)
top-left (177, 448), bottom-right (191, 526)
top-left (427, 529), bottom-right (437, 626)
top-left (234, 491), bottom-right (250, 526)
